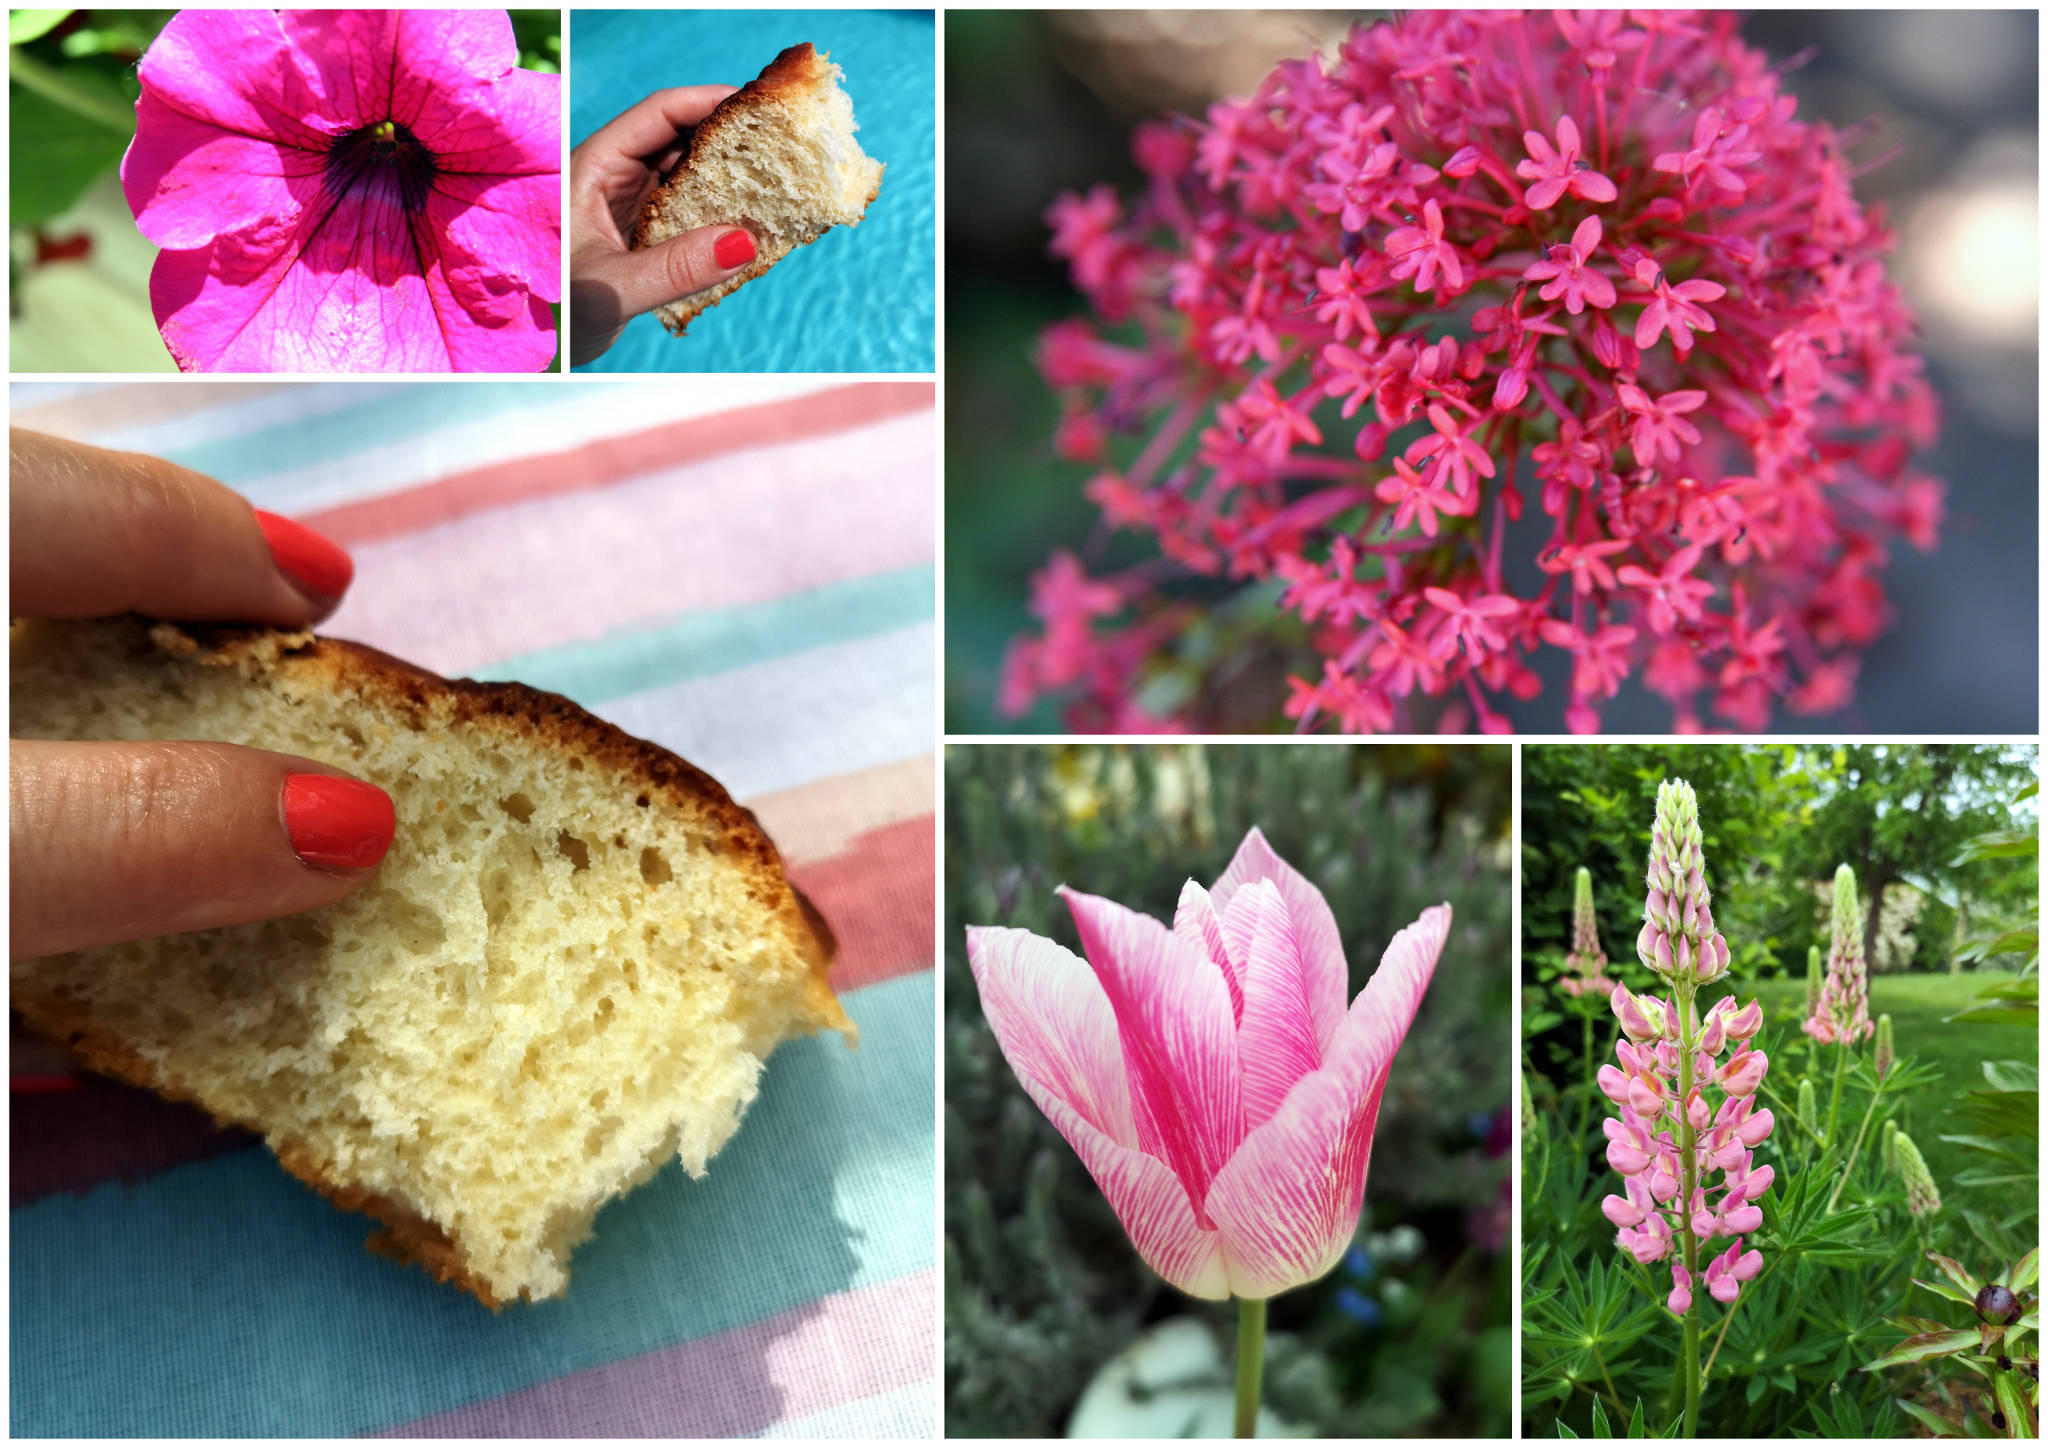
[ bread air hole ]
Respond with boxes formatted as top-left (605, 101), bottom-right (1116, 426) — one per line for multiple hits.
top-left (557, 833), bottom-right (591, 872)
top-left (499, 792), bottom-right (536, 823)
top-left (639, 847), bottom-right (671, 886)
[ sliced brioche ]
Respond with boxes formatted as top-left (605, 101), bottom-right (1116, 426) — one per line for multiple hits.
top-left (632, 41), bottom-right (884, 336)
top-left (9, 616), bottom-right (851, 1306)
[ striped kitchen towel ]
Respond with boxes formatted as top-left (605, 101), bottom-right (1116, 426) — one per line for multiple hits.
top-left (7, 378), bottom-right (937, 1438)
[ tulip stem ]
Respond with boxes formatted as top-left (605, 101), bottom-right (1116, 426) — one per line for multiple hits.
top-left (1234, 1296), bottom-right (1267, 1439)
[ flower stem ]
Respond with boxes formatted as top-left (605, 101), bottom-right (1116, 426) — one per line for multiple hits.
top-left (1675, 981), bottom-right (1703, 1436)
top-left (1823, 1046), bottom-right (1847, 1146)
top-left (1824, 1073), bottom-right (1884, 1215)
top-left (1234, 1296), bottom-right (1267, 1439)
top-left (7, 49), bottom-right (135, 135)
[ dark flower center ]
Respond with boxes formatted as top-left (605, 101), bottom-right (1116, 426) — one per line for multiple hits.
top-left (325, 118), bottom-right (437, 214)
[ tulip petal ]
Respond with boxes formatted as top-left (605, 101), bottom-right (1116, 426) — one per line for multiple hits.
top-left (1174, 880), bottom-right (1244, 1024)
top-left (1210, 827), bottom-right (1348, 1050)
top-left (1060, 887), bottom-right (1246, 1211)
top-left (965, 924), bottom-right (1229, 1298)
top-left (1203, 904), bottom-right (1449, 1298)
top-left (1226, 880), bottom-right (1324, 1127)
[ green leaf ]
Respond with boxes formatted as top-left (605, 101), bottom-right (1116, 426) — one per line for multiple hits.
top-left (1863, 1328), bottom-right (1980, 1371)
top-left (1949, 1004), bottom-right (2042, 1027)
top-left (1896, 1397), bottom-right (1964, 1437)
top-left (1952, 829), bottom-right (2039, 865)
top-left (9, 9), bottom-right (70, 44)
top-left (1913, 1276), bottom-right (1982, 1308)
top-left (1984, 1061), bottom-right (2040, 1093)
top-left (1992, 1371), bottom-right (2036, 1438)
top-left (1557, 1423), bottom-right (1580, 1439)
top-left (1590, 1398), bottom-right (1612, 1438)
top-left (1625, 1398), bottom-right (1645, 1438)
top-left (8, 73), bottom-right (131, 224)
top-left (1931, 1253), bottom-right (1987, 1295)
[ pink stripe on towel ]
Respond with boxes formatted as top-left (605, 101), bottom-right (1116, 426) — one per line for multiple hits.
top-left (376, 1268), bottom-right (935, 1437)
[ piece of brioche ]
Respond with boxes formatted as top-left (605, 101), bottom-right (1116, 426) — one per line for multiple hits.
top-left (9, 616), bottom-right (852, 1306)
top-left (632, 41), bottom-right (884, 336)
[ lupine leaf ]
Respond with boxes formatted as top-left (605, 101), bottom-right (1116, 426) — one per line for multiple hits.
top-left (1895, 1398), bottom-right (1964, 1437)
top-left (1930, 1254), bottom-right (1987, 1295)
top-left (1913, 1276), bottom-right (1982, 1308)
top-left (1992, 1372), bottom-right (2036, 1438)
top-left (2006, 1247), bottom-right (2039, 1292)
top-left (1589, 1398), bottom-right (1612, 1438)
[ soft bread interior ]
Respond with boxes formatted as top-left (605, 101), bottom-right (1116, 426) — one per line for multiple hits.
top-left (9, 617), bottom-right (847, 1304)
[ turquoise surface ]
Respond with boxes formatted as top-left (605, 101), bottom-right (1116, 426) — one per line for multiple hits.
top-left (571, 9), bottom-right (935, 374)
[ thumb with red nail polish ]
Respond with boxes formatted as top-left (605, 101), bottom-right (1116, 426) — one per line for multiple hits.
top-left (11, 741), bottom-right (397, 961)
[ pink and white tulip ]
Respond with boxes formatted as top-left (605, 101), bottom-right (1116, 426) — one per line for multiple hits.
top-left (965, 826), bottom-right (1449, 1300)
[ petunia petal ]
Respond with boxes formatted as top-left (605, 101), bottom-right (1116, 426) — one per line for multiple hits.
top-left (1203, 904), bottom-right (1450, 1298)
top-left (965, 925), bottom-right (1227, 1298)
top-left (121, 10), bottom-right (334, 249)
top-left (1173, 880), bottom-right (1243, 1024)
top-left (1226, 880), bottom-right (1324, 1128)
top-left (1060, 886), bottom-right (1246, 1214)
top-left (963, 926), bottom-right (1137, 1147)
top-left (1209, 827), bottom-right (1349, 1051)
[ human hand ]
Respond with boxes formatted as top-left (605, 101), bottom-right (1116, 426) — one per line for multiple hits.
top-left (9, 429), bottom-right (397, 961)
top-left (568, 87), bottom-right (760, 366)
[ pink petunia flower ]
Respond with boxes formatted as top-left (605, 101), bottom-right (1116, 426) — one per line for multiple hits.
top-left (965, 829), bottom-right (1448, 1299)
top-left (122, 9), bottom-right (560, 372)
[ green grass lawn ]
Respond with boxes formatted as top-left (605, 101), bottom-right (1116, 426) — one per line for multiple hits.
top-left (1747, 970), bottom-right (2035, 1193)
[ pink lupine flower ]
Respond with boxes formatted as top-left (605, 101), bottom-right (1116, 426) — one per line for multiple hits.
top-left (121, 9), bottom-right (559, 372)
top-left (1559, 866), bottom-right (1618, 998)
top-left (965, 828), bottom-right (1449, 1299)
top-left (1804, 863), bottom-right (1876, 1044)
top-left (1517, 114), bottom-right (1618, 210)
top-left (1600, 780), bottom-right (1773, 1318)
top-left (1008, 12), bottom-right (1943, 733)
top-left (1523, 216), bottom-right (1617, 314)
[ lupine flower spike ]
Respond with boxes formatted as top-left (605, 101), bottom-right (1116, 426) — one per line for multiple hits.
top-left (1560, 866), bottom-right (1617, 998)
top-left (1008, 11), bottom-right (1943, 735)
top-left (1803, 944), bottom-right (1824, 1025)
top-left (1895, 1130), bottom-right (1942, 1218)
top-left (1598, 779), bottom-right (1771, 1359)
top-left (1807, 865), bottom-right (1875, 1044)
top-left (1797, 1078), bottom-right (1818, 1131)
top-left (1880, 1118), bottom-right (1899, 1175)
top-left (1874, 1013), bottom-right (1894, 1081)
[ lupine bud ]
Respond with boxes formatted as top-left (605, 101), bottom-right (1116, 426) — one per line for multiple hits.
top-left (1806, 864), bottom-right (1875, 1044)
top-left (1874, 1013), bottom-right (1894, 1080)
top-left (1636, 781), bottom-right (1731, 985)
top-left (1880, 1118), bottom-right (1898, 1174)
top-left (1804, 943), bottom-right (1823, 1018)
top-left (1797, 1077), bottom-right (1817, 1129)
top-left (1895, 1130), bottom-right (1941, 1217)
top-left (1561, 865), bottom-right (1619, 997)
top-left (1667, 1262), bottom-right (1693, 1315)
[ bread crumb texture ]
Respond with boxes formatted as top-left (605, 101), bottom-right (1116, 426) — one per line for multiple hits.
top-left (633, 41), bottom-right (885, 336)
top-left (10, 617), bottom-right (851, 1306)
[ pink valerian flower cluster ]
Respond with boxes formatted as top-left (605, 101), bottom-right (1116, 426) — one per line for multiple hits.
top-left (1804, 862), bottom-right (1875, 1043)
top-left (1599, 780), bottom-right (1772, 1313)
top-left (1004, 10), bottom-right (1943, 734)
top-left (1559, 865), bottom-right (1617, 998)
top-left (1600, 987), bottom-right (1772, 1309)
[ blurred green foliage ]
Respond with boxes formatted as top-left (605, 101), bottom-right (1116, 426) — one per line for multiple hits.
top-left (945, 743), bottom-right (1511, 1437)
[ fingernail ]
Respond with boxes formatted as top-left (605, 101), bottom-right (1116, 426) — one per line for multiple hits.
top-left (714, 229), bottom-right (756, 269)
top-left (256, 509), bottom-right (354, 603)
top-left (282, 774), bottom-right (395, 871)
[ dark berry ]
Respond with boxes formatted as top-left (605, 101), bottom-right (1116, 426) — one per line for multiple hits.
top-left (1975, 1283), bottom-right (2022, 1325)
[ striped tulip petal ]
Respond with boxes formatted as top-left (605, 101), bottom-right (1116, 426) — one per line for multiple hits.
top-left (966, 925), bottom-right (1229, 1297)
top-left (1210, 827), bottom-right (1349, 1051)
top-left (965, 925), bottom-right (1138, 1146)
top-left (1226, 879), bottom-right (1324, 1128)
top-left (1060, 886), bottom-right (1247, 1211)
top-left (1203, 904), bottom-right (1450, 1298)
top-left (1174, 880), bottom-right (1244, 1024)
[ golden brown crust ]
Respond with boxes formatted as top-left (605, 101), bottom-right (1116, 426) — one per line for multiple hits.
top-left (629, 42), bottom-right (882, 338)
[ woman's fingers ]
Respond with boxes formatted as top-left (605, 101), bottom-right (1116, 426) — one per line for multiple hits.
top-left (9, 429), bottom-right (353, 625)
top-left (10, 740), bottom-right (396, 961)
top-left (583, 85), bottom-right (736, 162)
top-left (605, 222), bottom-right (760, 318)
